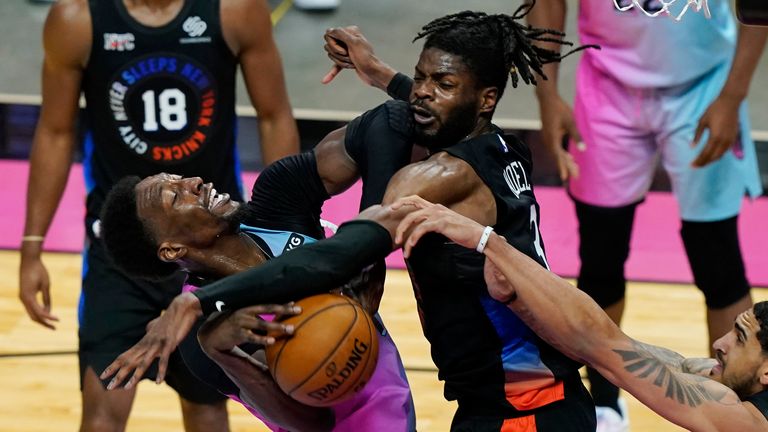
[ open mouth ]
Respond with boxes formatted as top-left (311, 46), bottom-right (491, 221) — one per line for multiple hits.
top-left (411, 105), bottom-right (436, 125)
top-left (204, 184), bottom-right (230, 211)
top-left (712, 353), bottom-right (725, 375)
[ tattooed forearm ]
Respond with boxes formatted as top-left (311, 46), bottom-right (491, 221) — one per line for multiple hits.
top-left (613, 341), bottom-right (729, 407)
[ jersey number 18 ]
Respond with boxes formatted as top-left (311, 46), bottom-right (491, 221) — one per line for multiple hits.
top-left (141, 88), bottom-right (188, 132)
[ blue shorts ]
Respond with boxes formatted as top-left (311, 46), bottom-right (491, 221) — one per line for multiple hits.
top-left (570, 57), bottom-right (762, 221)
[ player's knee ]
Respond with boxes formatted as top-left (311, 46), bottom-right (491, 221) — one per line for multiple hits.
top-left (80, 397), bottom-right (131, 432)
top-left (574, 200), bottom-right (636, 308)
top-left (179, 398), bottom-right (229, 432)
top-left (680, 217), bottom-right (750, 309)
top-left (80, 413), bottom-right (128, 432)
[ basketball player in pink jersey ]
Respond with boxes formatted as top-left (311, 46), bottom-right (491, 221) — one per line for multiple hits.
top-left (528, 1), bottom-right (768, 430)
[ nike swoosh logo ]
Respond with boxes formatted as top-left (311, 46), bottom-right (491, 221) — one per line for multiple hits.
top-left (215, 301), bottom-right (225, 312)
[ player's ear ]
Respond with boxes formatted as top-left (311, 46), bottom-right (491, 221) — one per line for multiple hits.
top-left (158, 242), bottom-right (188, 262)
top-left (758, 358), bottom-right (768, 387)
top-left (479, 86), bottom-right (498, 114)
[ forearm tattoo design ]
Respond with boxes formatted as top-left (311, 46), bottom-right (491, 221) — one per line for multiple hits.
top-left (614, 341), bottom-right (730, 407)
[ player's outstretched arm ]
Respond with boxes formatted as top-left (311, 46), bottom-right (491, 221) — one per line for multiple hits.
top-left (393, 196), bottom-right (768, 432)
top-left (19, 0), bottom-right (91, 330)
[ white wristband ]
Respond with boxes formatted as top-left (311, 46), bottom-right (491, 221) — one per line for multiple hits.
top-left (476, 226), bottom-right (494, 254)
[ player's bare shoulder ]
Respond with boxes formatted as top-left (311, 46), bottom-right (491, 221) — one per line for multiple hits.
top-left (383, 152), bottom-right (484, 206)
top-left (44, 0), bottom-right (91, 67)
top-left (219, 0), bottom-right (272, 55)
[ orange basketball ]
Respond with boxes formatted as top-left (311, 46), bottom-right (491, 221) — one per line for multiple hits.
top-left (264, 293), bottom-right (379, 407)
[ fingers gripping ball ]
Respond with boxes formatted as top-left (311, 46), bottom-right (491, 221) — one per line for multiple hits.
top-left (265, 293), bottom-right (379, 407)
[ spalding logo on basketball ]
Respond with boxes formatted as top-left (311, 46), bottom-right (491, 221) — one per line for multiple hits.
top-left (265, 293), bottom-right (379, 407)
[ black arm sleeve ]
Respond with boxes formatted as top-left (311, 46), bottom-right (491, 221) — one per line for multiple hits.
top-left (242, 151), bottom-right (329, 239)
top-left (386, 72), bottom-right (414, 102)
top-left (192, 220), bottom-right (393, 316)
top-left (344, 100), bottom-right (414, 210)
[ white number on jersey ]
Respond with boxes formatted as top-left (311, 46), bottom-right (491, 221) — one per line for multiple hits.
top-left (530, 204), bottom-right (550, 270)
top-left (141, 88), bottom-right (188, 132)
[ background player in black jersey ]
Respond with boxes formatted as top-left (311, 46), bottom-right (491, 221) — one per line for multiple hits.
top-left (390, 195), bottom-right (768, 432)
top-left (102, 8), bottom-right (599, 431)
top-left (18, 1), bottom-right (298, 431)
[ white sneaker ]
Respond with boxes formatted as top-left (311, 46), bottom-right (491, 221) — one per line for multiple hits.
top-left (595, 398), bottom-right (629, 432)
top-left (293, 0), bottom-right (340, 11)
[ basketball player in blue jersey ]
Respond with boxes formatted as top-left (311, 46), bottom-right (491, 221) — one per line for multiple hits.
top-left (103, 8), bottom-right (601, 431)
top-left (527, 2), bottom-right (768, 430)
top-left (18, 1), bottom-right (298, 431)
top-left (391, 195), bottom-right (768, 431)
top-left (98, 119), bottom-right (417, 430)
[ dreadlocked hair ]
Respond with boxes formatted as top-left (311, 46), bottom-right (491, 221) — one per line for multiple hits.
top-left (414, 2), bottom-right (597, 99)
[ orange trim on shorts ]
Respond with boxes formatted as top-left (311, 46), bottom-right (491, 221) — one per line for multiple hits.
top-left (505, 379), bottom-right (565, 411)
top-left (501, 414), bottom-right (537, 432)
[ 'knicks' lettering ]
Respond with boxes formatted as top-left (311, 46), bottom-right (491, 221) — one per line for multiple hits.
top-left (152, 131), bottom-right (206, 161)
top-left (118, 126), bottom-right (148, 155)
top-left (503, 161), bottom-right (531, 199)
top-left (306, 339), bottom-right (369, 401)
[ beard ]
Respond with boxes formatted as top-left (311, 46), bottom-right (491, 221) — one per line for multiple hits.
top-left (726, 374), bottom-right (758, 399)
top-left (413, 100), bottom-right (479, 152)
top-left (222, 203), bottom-right (248, 232)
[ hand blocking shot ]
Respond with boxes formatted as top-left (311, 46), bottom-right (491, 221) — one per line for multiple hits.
top-left (392, 195), bottom-right (768, 432)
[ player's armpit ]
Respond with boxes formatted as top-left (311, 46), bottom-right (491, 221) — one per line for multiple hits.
top-left (312, 127), bottom-right (360, 196)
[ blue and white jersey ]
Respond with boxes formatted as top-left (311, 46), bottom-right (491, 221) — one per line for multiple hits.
top-left (239, 224), bottom-right (318, 259)
top-left (579, 0), bottom-right (736, 87)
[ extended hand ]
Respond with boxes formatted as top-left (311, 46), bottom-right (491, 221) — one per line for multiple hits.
top-left (392, 195), bottom-right (485, 258)
top-left (691, 95), bottom-right (741, 168)
top-left (539, 95), bottom-right (581, 181)
top-left (100, 292), bottom-right (201, 390)
top-left (19, 256), bottom-right (59, 329)
top-left (198, 303), bottom-right (301, 353)
top-left (322, 26), bottom-right (396, 90)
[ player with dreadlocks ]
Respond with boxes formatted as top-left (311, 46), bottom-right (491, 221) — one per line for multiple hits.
top-left (102, 9), bottom-right (598, 431)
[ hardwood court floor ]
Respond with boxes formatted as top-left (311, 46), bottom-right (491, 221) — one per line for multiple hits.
top-left (1, 250), bottom-right (766, 431)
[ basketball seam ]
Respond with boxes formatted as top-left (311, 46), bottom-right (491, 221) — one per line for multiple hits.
top-left (322, 306), bottom-right (377, 404)
top-left (286, 297), bottom-right (359, 395)
top-left (272, 301), bottom-right (350, 381)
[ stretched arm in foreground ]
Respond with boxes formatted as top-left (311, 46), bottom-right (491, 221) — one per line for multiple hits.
top-left (393, 195), bottom-right (768, 432)
top-left (101, 148), bottom-right (493, 388)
